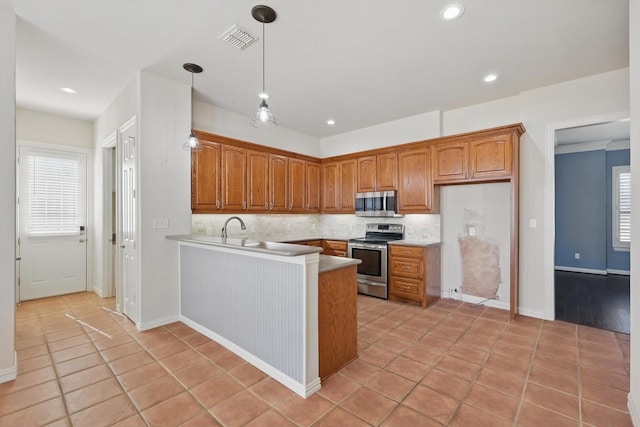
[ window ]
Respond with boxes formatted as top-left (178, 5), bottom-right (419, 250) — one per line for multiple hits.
top-left (26, 153), bottom-right (81, 236)
top-left (612, 165), bottom-right (630, 251)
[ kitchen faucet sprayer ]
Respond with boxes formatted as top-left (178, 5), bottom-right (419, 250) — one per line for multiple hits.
top-left (221, 216), bottom-right (247, 238)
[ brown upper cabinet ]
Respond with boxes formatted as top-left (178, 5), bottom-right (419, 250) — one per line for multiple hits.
top-left (432, 134), bottom-right (513, 184)
top-left (397, 148), bottom-right (438, 213)
top-left (322, 159), bottom-right (357, 213)
top-left (357, 152), bottom-right (398, 192)
top-left (289, 158), bottom-right (320, 213)
top-left (191, 140), bottom-right (221, 212)
top-left (246, 150), bottom-right (290, 212)
top-left (221, 145), bottom-right (247, 211)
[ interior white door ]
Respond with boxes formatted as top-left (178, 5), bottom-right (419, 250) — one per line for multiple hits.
top-left (119, 119), bottom-right (139, 322)
top-left (18, 146), bottom-right (87, 301)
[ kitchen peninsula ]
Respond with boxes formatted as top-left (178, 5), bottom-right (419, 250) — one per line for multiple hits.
top-left (166, 235), bottom-right (360, 398)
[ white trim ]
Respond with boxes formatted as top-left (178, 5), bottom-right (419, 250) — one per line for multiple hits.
top-left (444, 294), bottom-right (510, 311)
top-left (545, 111), bottom-right (630, 322)
top-left (0, 353), bottom-right (16, 384)
top-left (180, 314), bottom-right (321, 398)
top-left (137, 314), bottom-right (180, 332)
top-left (555, 266), bottom-right (608, 275)
top-left (555, 140), bottom-right (610, 154)
top-left (93, 285), bottom-right (104, 298)
top-left (607, 140), bottom-right (631, 151)
top-left (629, 393), bottom-right (640, 427)
top-left (517, 307), bottom-right (545, 320)
top-left (612, 165), bottom-right (631, 251)
top-left (607, 269), bottom-right (631, 276)
top-left (101, 132), bottom-right (117, 299)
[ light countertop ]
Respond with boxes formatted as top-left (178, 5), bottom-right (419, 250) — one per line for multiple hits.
top-left (166, 234), bottom-right (322, 257)
top-left (318, 255), bottom-right (361, 273)
top-left (387, 240), bottom-right (441, 247)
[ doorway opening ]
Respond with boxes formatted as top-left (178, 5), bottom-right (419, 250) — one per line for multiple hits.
top-left (553, 119), bottom-right (631, 334)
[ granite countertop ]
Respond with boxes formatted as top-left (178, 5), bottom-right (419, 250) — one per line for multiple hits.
top-left (387, 239), bottom-right (441, 247)
top-left (165, 235), bottom-right (323, 257)
top-left (318, 255), bottom-right (361, 273)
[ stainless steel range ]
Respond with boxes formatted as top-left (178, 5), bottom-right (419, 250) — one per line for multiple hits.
top-left (347, 223), bottom-right (404, 299)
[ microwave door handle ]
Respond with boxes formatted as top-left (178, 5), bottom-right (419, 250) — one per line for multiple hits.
top-left (381, 193), bottom-right (387, 212)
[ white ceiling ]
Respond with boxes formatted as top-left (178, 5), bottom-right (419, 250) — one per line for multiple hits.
top-left (555, 120), bottom-right (631, 146)
top-left (12, 0), bottom-right (629, 139)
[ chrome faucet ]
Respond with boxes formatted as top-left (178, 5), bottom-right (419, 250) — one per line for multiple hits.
top-left (221, 216), bottom-right (247, 238)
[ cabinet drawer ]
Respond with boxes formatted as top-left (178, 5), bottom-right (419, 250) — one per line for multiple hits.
top-left (390, 277), bottom-right (423, 301)
top-left (390, 257), bottom-right (423, 279)
top-left (389, 245), bottom-right (424, 259)
top-left (324, 249), bottom-right (347, 257)
top-left (324, 240), bottom-right (347, 251)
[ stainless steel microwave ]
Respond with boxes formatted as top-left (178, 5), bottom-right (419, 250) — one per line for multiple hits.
top-left (355, 191), bottom-right (402, 217)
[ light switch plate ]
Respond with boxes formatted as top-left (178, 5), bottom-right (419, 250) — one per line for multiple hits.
top-left (529, 219), bottom-right (537, 228)
top-left (153, 218), bottom-right (169, 229)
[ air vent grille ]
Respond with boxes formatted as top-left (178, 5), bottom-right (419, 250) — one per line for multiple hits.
top-left (218, 25), bottom-right (257, 50)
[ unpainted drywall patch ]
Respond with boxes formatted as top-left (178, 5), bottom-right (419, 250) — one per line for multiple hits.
top-left (458, 208), bottom-right (501, 299)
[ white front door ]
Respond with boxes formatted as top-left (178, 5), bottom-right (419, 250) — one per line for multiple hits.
top-left (119, 118), bottom-right (139, 322)
top-left (18, 146), bottom-right (87, 301)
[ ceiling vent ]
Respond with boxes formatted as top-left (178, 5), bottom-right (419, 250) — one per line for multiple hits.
top-left (218, 25), bottom-right (258, 50)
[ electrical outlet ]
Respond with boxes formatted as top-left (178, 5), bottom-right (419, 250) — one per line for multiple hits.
top-left (469, 227), bottom-right (476, 236)
top-left (206, 226), bottom-right (212, 236)
top-left (152, 218), bottom-right (169, 229)
top-left (574, 252), bottom-right (580, 260)
top-left (407, 226), bottom-right (414, 234)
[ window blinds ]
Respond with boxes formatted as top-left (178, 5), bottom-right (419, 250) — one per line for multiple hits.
top-left (618, 169), bottom-right (631, 243)
top-left (26, 154), bottom-right (80, 235)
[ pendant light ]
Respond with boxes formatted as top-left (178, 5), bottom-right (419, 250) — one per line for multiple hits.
top-left (183, 63), bottom-right (204, 151)
top-left (250, 5), bottom-right (277, 128)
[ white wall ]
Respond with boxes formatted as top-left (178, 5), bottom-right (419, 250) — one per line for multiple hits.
top-left (0, 0), bottom-right (16, 383)
top-left (16, 108), bottom-right (93, 148)
top-left (441, 183), bottom-right (511, 308)
top-left (92, 79), bottom-right (138, 300)
top-left (194, 101), bottom-right (321, 158)
top-left (138, 71), bottom-right (192, 328)
top-left (320, 110), bottom-right (441, 158)
top-left (627, 0), bottom-right (639, 423)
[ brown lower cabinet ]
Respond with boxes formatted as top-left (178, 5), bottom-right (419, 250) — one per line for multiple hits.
top-left (323, 240), bottom-right (347, 257)
top-left (388, 244), bottom-right (441, 308)
top-left (318, 265), bottom-right (358, 381)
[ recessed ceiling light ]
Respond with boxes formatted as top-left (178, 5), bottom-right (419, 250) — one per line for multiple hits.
top-left (440, 3), bottom-right (465, 21)
top-left (483, 73), bottom-right (498, 83)
top-left (327, 119), bottom-right (336, 126)
top-left (60, 87), bottom-right (77, 94)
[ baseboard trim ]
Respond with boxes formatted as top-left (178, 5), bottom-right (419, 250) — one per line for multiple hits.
top-left (138, 314), bottom-right (180, 332)
top-left (180, 314), bottom-right (320, 398)
top-left (629, 392), bottom-right (639, 427)
top-left (555, 266), bottom-right (607, 275)
top-left (517, 307), bottom-right (545, 319)
top-left (93, 286), bottom-right (103, 298)
top-left (607, 269), bottom-right (631, 276)
top-left (0, 353), bottom-right (17, 384)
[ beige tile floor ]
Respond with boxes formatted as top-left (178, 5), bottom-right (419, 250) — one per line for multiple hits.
top-left (0, 292), bottom-right (632, 426)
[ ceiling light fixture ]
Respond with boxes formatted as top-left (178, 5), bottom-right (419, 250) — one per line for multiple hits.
top-left (60, 87), bottom-right (77, 94)
top-left (440, 3), bottom-right (465, 21)
top-left (183, 63), bottom-right (204, 151)
top-left (483, 73), bottom-right (498, 83)
top-left (250, 5), bottom-right (277, 129)
top-left (327, 119), bottom-right (336, 126)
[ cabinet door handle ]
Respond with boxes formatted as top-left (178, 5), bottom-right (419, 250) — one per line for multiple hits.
top-left (265, 202), bottom-right (268, 210)
top-left (289, 203), bottom-right (293, 210)
top-left (216, 200), bottom-right (221, 209)
top-left (242, 201), bottom-right (247, 209)
top-left (402, 266), bottom-right (411, 270)
top-left (269, 202), bottom-right (273, 210)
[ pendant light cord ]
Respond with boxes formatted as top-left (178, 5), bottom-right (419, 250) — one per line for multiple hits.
top-left (190, 71), bottom-right (194, 131)
top-left (262, 21), bottom-right (266, 95)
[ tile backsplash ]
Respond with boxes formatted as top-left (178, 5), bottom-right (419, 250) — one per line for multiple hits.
top-left (192, 214), bottom-right (440, 242)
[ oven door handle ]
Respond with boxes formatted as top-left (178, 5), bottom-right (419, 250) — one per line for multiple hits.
top-left (348, 243), bottom-right (387, 250)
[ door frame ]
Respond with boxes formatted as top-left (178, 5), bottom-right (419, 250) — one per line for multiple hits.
top-left (544, 110), bottom-right (629, 320)
top-left (101, 132), bottom-right (117, 301)
top-left (16, 139), bottom-right (94, 301)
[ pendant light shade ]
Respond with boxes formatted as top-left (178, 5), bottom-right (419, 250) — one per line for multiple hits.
top-left (183, 63), bottom-right (203, 151)
top-left (250, 5), bottom-right (277, 129)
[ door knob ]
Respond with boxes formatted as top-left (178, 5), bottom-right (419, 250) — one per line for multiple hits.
top-left (79, 238), bottom-right (86, 243)
top-left (120, 244), bottom-right (125, 248)
top-left (15, 257), bottom-right (21, 261)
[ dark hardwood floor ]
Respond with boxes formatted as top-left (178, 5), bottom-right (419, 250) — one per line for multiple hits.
top-left (555, 270), bottom-right (630, 334)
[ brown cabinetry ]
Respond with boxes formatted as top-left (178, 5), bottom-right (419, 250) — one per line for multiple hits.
top-left (433, 134), bottom-right (513, 183)
top-left (389, 244), bottom-right (441, 308)
top-left (221, 145), bottom-right (246, 211)
top-left (357, 153), bottom-right (398, 192)
top-left (246, 149), bottom-right (269, 211)
top-left (305, 161), bottom-right (321, 212)
top-left (269, 154), bottom-right (289, 212)
top-left (397, 148), bottom-right (438, 213)
top-left (470, 134), bottom-right (513, 179)
top-left (323, 240), bottom-right (347, 257)
top-left (191, 140), bottom-right (221, 212)
top-left (322, 159), bottom-right (357, 213)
